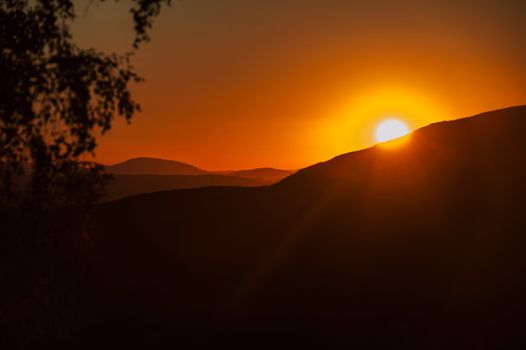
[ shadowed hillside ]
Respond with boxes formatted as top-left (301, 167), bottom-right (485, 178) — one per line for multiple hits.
top-left (218, 168), bottom-right (295, 184)
top-left (65, 107), bottom-right (526, 347)
top-left (104, 174), bottom-right (265, 201)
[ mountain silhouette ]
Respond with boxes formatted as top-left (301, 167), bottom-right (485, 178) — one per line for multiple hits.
top-left (106, 157), bottom-right (207, 175)
top-left (79, 106), bottom-right (526, 348)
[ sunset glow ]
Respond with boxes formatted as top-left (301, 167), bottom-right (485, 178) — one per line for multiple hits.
top-left (3, 1), bottom-right (526, 346)
top-left (72, 1), bottom-right (526, 170)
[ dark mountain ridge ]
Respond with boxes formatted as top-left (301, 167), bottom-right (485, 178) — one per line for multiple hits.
top-left (87, 105), bottom-right (526, 348)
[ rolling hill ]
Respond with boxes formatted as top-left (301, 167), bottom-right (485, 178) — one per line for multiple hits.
top-left (106, 157), bottom-right (207, 175)
top-left (84, 106), bottom-right (526, 348)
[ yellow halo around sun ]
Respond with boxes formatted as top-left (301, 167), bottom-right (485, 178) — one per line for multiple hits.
top-left (375, 119), bottom-right (410, 143)
top-left (312, 87), bottom-right (449, 160)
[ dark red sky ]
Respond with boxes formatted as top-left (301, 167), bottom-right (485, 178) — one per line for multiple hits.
top-left (74, 0), bottom-right (526, 170)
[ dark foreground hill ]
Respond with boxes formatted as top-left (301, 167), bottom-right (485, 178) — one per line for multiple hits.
top-left (83, 106), bottom-right (526, 348)
top-left (4, 106), bottom-right (526, 348)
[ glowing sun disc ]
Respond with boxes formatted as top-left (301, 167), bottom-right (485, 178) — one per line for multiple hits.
top-left (375, 119), bottom-right (410, 143)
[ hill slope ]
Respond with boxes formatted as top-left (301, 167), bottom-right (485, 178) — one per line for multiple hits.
top-left (90, 106), bottom-right (526, 348)
top-left (104, 174), bottom-right (265, 202)
top-left (219, 168), bottom-right (295, 183)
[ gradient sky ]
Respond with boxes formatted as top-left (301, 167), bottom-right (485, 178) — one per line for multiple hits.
top-left (73, 0), bottom-right (526, 170)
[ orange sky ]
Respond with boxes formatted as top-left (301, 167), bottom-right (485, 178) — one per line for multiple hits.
top-left (74, 0), bottom-right (526, 170)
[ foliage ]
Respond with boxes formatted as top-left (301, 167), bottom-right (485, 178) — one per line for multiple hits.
top-left (0, 0), bottom-right (171, 208)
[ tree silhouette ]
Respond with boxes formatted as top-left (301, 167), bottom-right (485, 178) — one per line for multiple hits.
top-left (0, 1), bottom-right (171, 344)
top-left (0, 0), bottom-right (171, 208)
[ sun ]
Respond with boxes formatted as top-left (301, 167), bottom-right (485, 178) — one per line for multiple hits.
top-left (375, 119), bottom-right (410, 143)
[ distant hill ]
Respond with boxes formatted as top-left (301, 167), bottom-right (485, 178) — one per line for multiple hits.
top-left (62, 106), bottom-right (526, 347)
top-left (106, 157), bottom-right (207, 175)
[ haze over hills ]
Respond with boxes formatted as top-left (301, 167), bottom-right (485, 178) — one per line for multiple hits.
top-left (84, 106), bottom-right (526, 348)
top-left (103, 157), bottom-right (294, 201)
